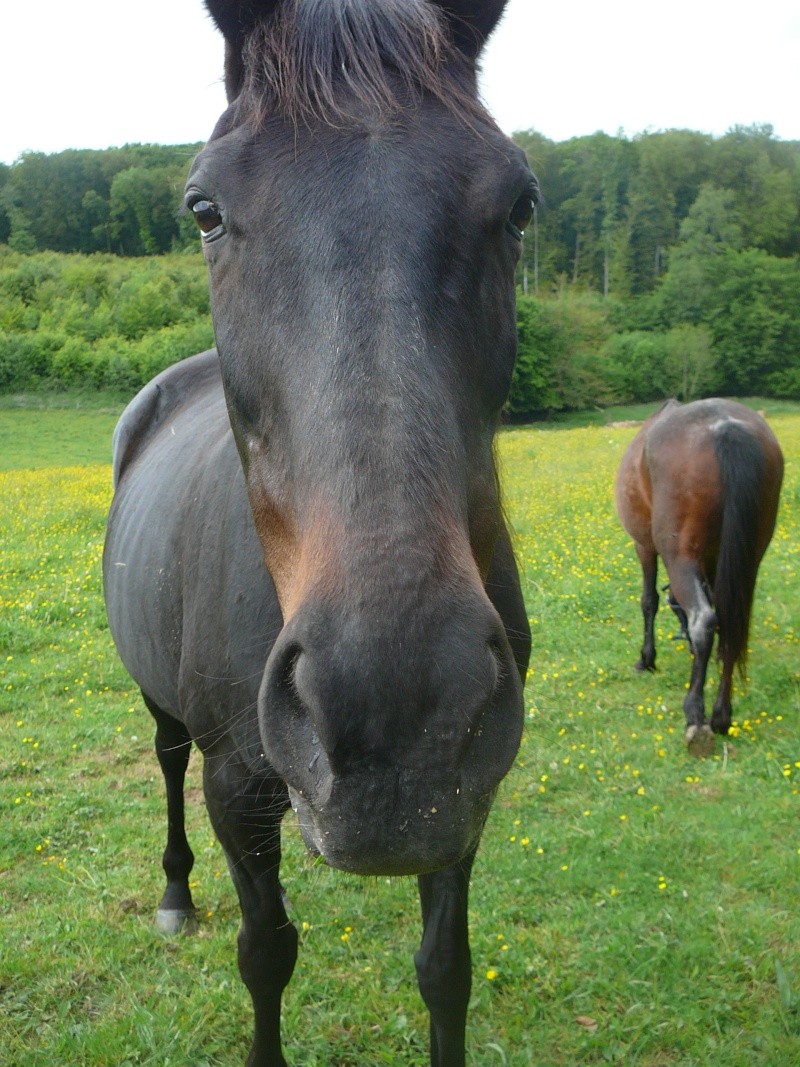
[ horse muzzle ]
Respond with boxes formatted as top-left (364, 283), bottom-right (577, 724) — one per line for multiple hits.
top-left (287, 774), bottom-right (494, 876)
top-left (257, 589), bottom-right (524, 874)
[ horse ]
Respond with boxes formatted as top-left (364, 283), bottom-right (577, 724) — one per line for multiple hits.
top-left (103, 2), bottom-right (537, 1064)
top-left (614, 398), bottom-right (783, 755)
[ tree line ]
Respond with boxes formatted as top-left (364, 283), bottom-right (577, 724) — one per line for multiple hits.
top-left (516, 123), bottom-right (799, 296)
top-left (1, 125), bottom-right (799, 411)
top-left (0, 144), bottom-right (202, 257)
top-left (510, 124), bottom-right (800, 412)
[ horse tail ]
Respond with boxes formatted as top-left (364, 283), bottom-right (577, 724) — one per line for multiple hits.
top-left (713, 421), bottom-right (766, 678)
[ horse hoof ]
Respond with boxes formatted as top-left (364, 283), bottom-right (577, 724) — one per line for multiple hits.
top-left (156, 908), bottom-right (198, 936)
top-left (685, 724), bottom-right (714, 758)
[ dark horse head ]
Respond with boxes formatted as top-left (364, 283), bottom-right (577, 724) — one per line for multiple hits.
top-left (190, 0), bottom-right (536, 874)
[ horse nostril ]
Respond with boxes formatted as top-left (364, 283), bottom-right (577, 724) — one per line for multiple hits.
top-left (279, 643), bottom-right (303, 696)
top-left (487, 638), bottom-right (504, 692)
top-left (261, 635), bottom-right (336, 803)
top-left (279, 647), bottom-right (325, 765)
top-left (465, 642), bottom-right (502, 745)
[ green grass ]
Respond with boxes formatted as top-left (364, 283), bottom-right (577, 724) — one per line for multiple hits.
top-left (523, 396), bottom-right (800, 430)
top-left (0, 389), bottom-right (125, 470)
top-left (2, 404), bottom-right (800, 1065)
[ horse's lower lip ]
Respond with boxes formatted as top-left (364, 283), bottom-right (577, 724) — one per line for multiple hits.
top-left (287, 786), bottom-right (489, 875)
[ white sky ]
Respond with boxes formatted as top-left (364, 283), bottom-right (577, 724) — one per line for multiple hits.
top-left (2, 0), bottom-right (799, 165)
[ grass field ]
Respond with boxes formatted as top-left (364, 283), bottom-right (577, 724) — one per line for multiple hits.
top-left (2, 399), bottom-right (800, 1066)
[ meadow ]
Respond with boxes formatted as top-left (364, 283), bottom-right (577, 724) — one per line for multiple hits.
top-left (2, 402), bottom-right (800, 1065)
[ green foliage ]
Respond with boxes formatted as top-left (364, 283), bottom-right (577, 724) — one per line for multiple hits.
top-left (2, 126), bottom-right (800, 411)
top-left (0, 249), bottom-right (212, 395)
top-left (601, 330), bottom-right (672, 403)
top-left (507, 295), bottom-right (560, 414)
top-left (507, 291), bottom-right (615, 416)
top-left (109, 166), bottom-right (188, 256)
top-left (663, 323), bottom-right (718, 401)
top-left (0, 331), bottom-right (64, 391)
top-left (2, 144), bottom-right (201, 255)
top-left (0, 162), bottom-right (10, 244)
top-left (705, 250), bottom-right (800, 395)
top-left (503, 125), bottom-right (800, 413)
top-left (515, 124), bottom-right (799, 299)
top-left (600, 324), bottom-right (717, 405)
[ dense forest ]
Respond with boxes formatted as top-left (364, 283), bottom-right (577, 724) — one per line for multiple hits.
top-left (1, 125), bottom-right (799, 412)
top-left (0, 144), bottom-right (201, 257)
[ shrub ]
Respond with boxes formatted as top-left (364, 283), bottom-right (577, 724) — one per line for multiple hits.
top-left (506, 295), bottom-right (560, 415)
top-left (50, 337), bottom-right (95, 387)
top-left (0, 332), bottom-right (64, 391)
top-left (112, 275), bottom-right (184, 340)
top-left (0, 251), bottom-right (212, 398)
top-left (602, 331), bottom-right (673, 404)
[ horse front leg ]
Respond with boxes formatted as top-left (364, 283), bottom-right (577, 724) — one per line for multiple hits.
top-left (203, 756), bottom-right (296, 1067)
top-left (634, 543), bottom-right (658, 671)
top-left (144, 694), bottom-right (198, 934)
top-left (414, 850), bottom-right (476, 1067)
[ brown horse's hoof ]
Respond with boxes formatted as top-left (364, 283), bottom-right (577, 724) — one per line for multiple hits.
top-left (685, 724), bottom-right (714, 758)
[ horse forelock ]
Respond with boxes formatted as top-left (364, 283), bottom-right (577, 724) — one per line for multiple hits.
top-left (237, 0), bottom-right (481, 126)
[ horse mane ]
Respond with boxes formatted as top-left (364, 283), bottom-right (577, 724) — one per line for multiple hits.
top-left (237, 0), bottom-right (482, 126)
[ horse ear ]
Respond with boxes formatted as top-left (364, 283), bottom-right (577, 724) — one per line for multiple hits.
top-left (205, 0), bottom-right (283, 100)
top-left (432, 0), bottom-right (510, 57)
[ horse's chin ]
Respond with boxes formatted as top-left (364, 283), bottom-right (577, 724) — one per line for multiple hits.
top-left (288, 786), bottom-right (489, 876)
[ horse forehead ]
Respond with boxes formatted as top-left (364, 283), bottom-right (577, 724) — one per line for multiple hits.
top-left (206, 108), bottom-right (497, 209)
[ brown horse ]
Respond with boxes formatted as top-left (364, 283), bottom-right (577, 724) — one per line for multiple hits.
top-left (615, 398), bottom-right (783, 755)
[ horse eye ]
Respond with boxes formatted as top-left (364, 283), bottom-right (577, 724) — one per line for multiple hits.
top-left (191, 199), bottom-right (224, 239)
top-left (506, 191), bottom-right (536, 241)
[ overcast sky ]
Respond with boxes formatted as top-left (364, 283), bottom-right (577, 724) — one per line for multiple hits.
top-left (3, 0), bottom-right (799, 165)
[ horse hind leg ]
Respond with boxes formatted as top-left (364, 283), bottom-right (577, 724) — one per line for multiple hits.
top-left (710, 660), bottom-right (735, 735)
top-left (634, 543), bottom-right (659, 671)
top-left (143, 694), bottom-right (198, 934)
top-left (665, 561), bottom-right (717, 757)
